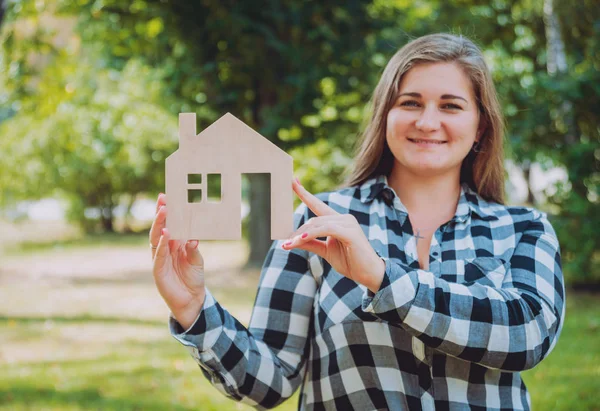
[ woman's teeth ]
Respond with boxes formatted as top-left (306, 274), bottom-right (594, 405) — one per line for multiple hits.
top-left (409, 138), bottom-right (446, 144)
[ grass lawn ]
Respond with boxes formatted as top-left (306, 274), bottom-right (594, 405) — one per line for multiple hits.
top-left (0, 230), bottom-right (598, 410)
top-left (0, 318), bottom-right (298, 411)
top-left (1, 297), bottom-right (598, 410)
top-left (522, 292), bottom-right (600, 410)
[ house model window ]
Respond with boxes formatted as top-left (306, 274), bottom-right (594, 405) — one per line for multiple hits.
top-left (186, 173), bottom-right (222, 203)
top-left (165, 112), bottom-right (294, 241)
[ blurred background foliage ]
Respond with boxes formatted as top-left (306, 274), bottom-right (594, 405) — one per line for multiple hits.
top-left (0, 0), bottom-right (598, 284)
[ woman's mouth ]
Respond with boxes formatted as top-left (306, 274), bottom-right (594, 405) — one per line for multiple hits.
top-left (408, 138), bottom-right (447, 145)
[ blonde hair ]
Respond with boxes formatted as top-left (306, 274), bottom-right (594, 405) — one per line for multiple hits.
top-left (344, 33), bottom-right (505, 204)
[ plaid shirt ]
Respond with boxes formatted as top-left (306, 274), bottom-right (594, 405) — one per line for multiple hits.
top-left (170, 175), bottom-right (565, 410)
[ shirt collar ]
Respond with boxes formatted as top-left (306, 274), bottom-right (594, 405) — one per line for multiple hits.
top-left (357, 175), bottom-right (499, 222)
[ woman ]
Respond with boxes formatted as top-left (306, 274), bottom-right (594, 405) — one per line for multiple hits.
top-left (149, 33), bottom-right (565, 410)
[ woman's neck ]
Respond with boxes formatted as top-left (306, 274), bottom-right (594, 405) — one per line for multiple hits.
top-left (387, 165), bottom-right (461, 224)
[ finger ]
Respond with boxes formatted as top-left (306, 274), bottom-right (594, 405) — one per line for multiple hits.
top-left (155, 193), bottom-right (167, 214)
top-left (164, 228), bottom-right (182, 255)
top-left (153, 228), bottom-right (171, 278)
top-left (283, 223), bottom-right (351, 250)
top-left (185, 240), bottom-right (204, 268)
top-left (169, 238), bottom-right (182, 256)
top-left (292, 178), bottom-right (337, 217)
top-left (286, 215), bottom-right (349, 240)
top-left (149, 205), bottom-right (167, 258)
top-left (292, 238), bottom-right (328, 258)
top-left (178, 242), bottom-right (188, 265)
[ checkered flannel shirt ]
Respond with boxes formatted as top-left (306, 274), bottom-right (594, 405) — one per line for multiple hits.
top-left (170, 175), bottom-right (565, 410)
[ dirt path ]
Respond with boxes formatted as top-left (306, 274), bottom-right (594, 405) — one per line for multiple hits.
top-left (0, 239), bottom-right (259, 322)
top-left (0, 237), bottom-right (264, 365)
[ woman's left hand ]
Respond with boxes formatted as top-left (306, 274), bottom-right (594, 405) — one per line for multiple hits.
top-left (283, 179), bottom-right (385, 293)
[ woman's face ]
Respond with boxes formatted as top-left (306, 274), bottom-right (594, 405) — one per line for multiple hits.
top-left (386, 62), bottom-right (481, 179)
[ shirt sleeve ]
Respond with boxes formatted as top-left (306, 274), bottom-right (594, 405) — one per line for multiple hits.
top-left (169, 203), bottom-right (317, 409)
top-left (361, 212), bottom-right (565, 372)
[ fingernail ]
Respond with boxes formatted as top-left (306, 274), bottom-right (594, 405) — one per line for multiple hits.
top-left (301, 233), bottom-right (308, 239)
top-left (161, 228), bottom-right (165, 236)
top-left (283, 241), bottom-right (292, 247)
top-left (295, 177), bottom-right (302, 186)
top-left (189, 240), bottom-right (198, 248)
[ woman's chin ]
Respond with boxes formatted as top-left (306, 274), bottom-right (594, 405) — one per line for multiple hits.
top-left (404, 160), bottom-right (455, 177)
top-left (392, 155), bottom-right (462, 178)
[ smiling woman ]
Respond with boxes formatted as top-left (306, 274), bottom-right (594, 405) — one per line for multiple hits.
top-left (346, 34), bottom-right (506, 206)
top-left (387, 62), bottom-right (481, 178)
top-left (150, 33), bottom-right (565, 411)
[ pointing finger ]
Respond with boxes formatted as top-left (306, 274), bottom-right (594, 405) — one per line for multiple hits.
top-left (292, 178), bottom-right (337, 217)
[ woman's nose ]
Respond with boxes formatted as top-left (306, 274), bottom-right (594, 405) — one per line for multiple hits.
top-left (415, 106), bottom-right (440, 132)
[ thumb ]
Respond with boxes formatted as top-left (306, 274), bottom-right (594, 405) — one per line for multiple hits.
top-left (294, 239), bottom-right (327, 259)
top-left (185, 240), bottom-right (204, 268)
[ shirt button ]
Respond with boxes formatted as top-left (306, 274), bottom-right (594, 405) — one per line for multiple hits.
top-left (432, 251), bottom-right (439, 257)
top-left (413, 338), bottom-right (425, 361)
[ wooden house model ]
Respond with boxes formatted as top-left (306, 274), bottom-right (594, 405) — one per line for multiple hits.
top-left (165, 113), bottom-right (294, 241)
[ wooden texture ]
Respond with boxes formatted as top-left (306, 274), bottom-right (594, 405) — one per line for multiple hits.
top-left (165, 112), bottom-right (294, 241)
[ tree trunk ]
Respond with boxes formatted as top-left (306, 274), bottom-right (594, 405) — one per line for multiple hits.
top-left (543, 0), bottom-right (592, 276)
top-left (543, 0), bottom-right (567, 77)
top-left (100, 197), bottom-right (114, 233)
top-left (543, 0), bottom-right (577, 145)
top-left (101, 208), bottom-right (114, 232)
top-left (544, 0), bottom-right (587, 202)
top-left (246, 71), bottom-right (278, 268)
top-left (521, 161), bottom-right (537, 206)
top-left (123, 193), bottom-right (137, 233)
top-left (247, 173), bottom-right (272, 268)
top-left (0, 1), bottom-right (5, 28)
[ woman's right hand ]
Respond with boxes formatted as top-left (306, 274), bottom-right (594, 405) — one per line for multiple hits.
top-left (150, 193), bottom-right (206, 330)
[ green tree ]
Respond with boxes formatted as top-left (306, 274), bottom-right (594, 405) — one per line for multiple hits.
top-left (53, 0), bottom-right (407, 265)
top-left (0, 17), bottom-right (177, 231)
top-left (2, 0), bottom-right (597, 282)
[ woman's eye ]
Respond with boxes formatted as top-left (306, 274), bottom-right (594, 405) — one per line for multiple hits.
top-left (442, 103), bottom-right (462, 110)
top-left (400, 100), bottom-right (420, 107)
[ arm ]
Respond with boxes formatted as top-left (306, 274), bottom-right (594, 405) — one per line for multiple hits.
top-left (362, 213), bottom-right (565, 371)
top-left (170, 204), bottom-right (317, 409)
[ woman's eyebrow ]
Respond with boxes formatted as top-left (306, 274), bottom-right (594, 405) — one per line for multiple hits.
top-left (397, 92), bottom-right (469, 103)
top-left (441, 94), bottom-right (468, 103)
